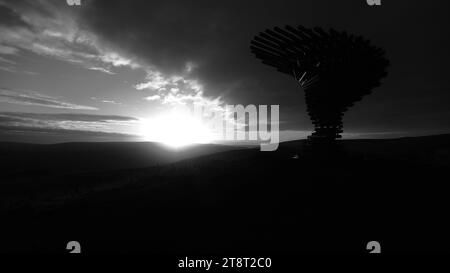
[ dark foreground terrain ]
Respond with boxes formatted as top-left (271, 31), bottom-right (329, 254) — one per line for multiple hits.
top-left (0, 135), bottom-right (449, 254)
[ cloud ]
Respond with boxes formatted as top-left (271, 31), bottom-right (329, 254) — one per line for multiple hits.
top-left (0, 53), bottom-right (36, 74)
top-left (134, 66), bottom-right (228, 124)
top-left (99, 51), bottom-right (139, 69)
top-left (76, 0), bottom-right (450, 137)
top-left (0, 125), bottom-right (135, 137)
top-left (135, 69), bottom-right (220, 106)
top-left (0, 4), bottom-right (29, 28)
top-left (0, 56), bottom-right (16, 64)
top-left (136, 71), bottom-right (201, 95)
top-left (145, 95), bottom-right (161, 101)
top-left (0, 65), bottom-right (15, 73)
top-left (2, 0), bottom-right (447, 138)
top-left (0, 63), bottom-right (38, 75)
top-left (77, 0), bottom-right (297, 103)
top-left (0, 112), bottom-right (137, 122)
top-left (0, 88), bottom-right (98, 110)
top-left (90, 97), bottom-right (122, 105)
top-left (88, 66), bottom-right (115, 75)
top-left (74, 0), bottom-right (317, 135)
top-left (99, 100), bottom-right (121, 105)
top-left (0, 0), bottom-right (139, 75)
top-left (135, 70), bottom-right (170, 91)
top-left (0, 44), bottom-right (18, 54)
top-left (1, 0), bottom-right (232, 127)
top-left (0, 111), bottom-right (141, 140)
top-left (0, 124), bottom-right (140, 143)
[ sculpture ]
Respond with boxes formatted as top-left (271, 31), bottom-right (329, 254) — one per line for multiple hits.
top-left (250, 25), bottom-right (389, 143)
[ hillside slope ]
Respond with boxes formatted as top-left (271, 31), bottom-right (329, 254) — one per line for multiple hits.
top-left (0, 135), bottom-right (449, 253)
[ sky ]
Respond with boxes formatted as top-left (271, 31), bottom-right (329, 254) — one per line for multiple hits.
top-left (0, 0), bottom-right (449, 144)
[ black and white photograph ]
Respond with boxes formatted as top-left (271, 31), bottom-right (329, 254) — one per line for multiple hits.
top-left (0, 0), bottom-right (449, 267)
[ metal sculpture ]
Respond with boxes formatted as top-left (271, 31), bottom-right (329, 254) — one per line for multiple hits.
top-left (250, 25), bottom-right (389, 143)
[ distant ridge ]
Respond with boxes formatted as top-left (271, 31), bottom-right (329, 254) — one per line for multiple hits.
top-left (0, 141), bottom-right (243, 176)
top-left (1, 134), bottom-right (449, 177)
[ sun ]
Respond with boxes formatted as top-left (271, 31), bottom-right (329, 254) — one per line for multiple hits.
top-left (140, 109), bottom-right (213, 148)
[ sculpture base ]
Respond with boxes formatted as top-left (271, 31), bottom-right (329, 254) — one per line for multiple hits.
top-left (302, 135), bottom-right (343, 163)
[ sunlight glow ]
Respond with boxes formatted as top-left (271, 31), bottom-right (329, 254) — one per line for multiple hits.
top-left (140, 109), bottom-right (213, 148)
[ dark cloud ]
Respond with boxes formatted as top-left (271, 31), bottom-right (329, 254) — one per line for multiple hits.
top-left (0, 4), bottom-right (30, 28)
top-left (77, 0), bottom-right (450, 135)
top-left (1, 0), bottom-right (449, 139)
top-left (0, 0), bottom-right (60, 21)
top-left (79, 0), bottom-right (313, 103)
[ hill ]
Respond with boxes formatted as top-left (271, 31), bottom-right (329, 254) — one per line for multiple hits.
top-left (0, 141), bottom-right (243, 176)
top-left (0, 135), bottom-right (449, 254)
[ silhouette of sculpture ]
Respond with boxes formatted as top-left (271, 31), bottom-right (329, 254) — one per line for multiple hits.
top-left (250, 25), bottom-right (389, 144)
